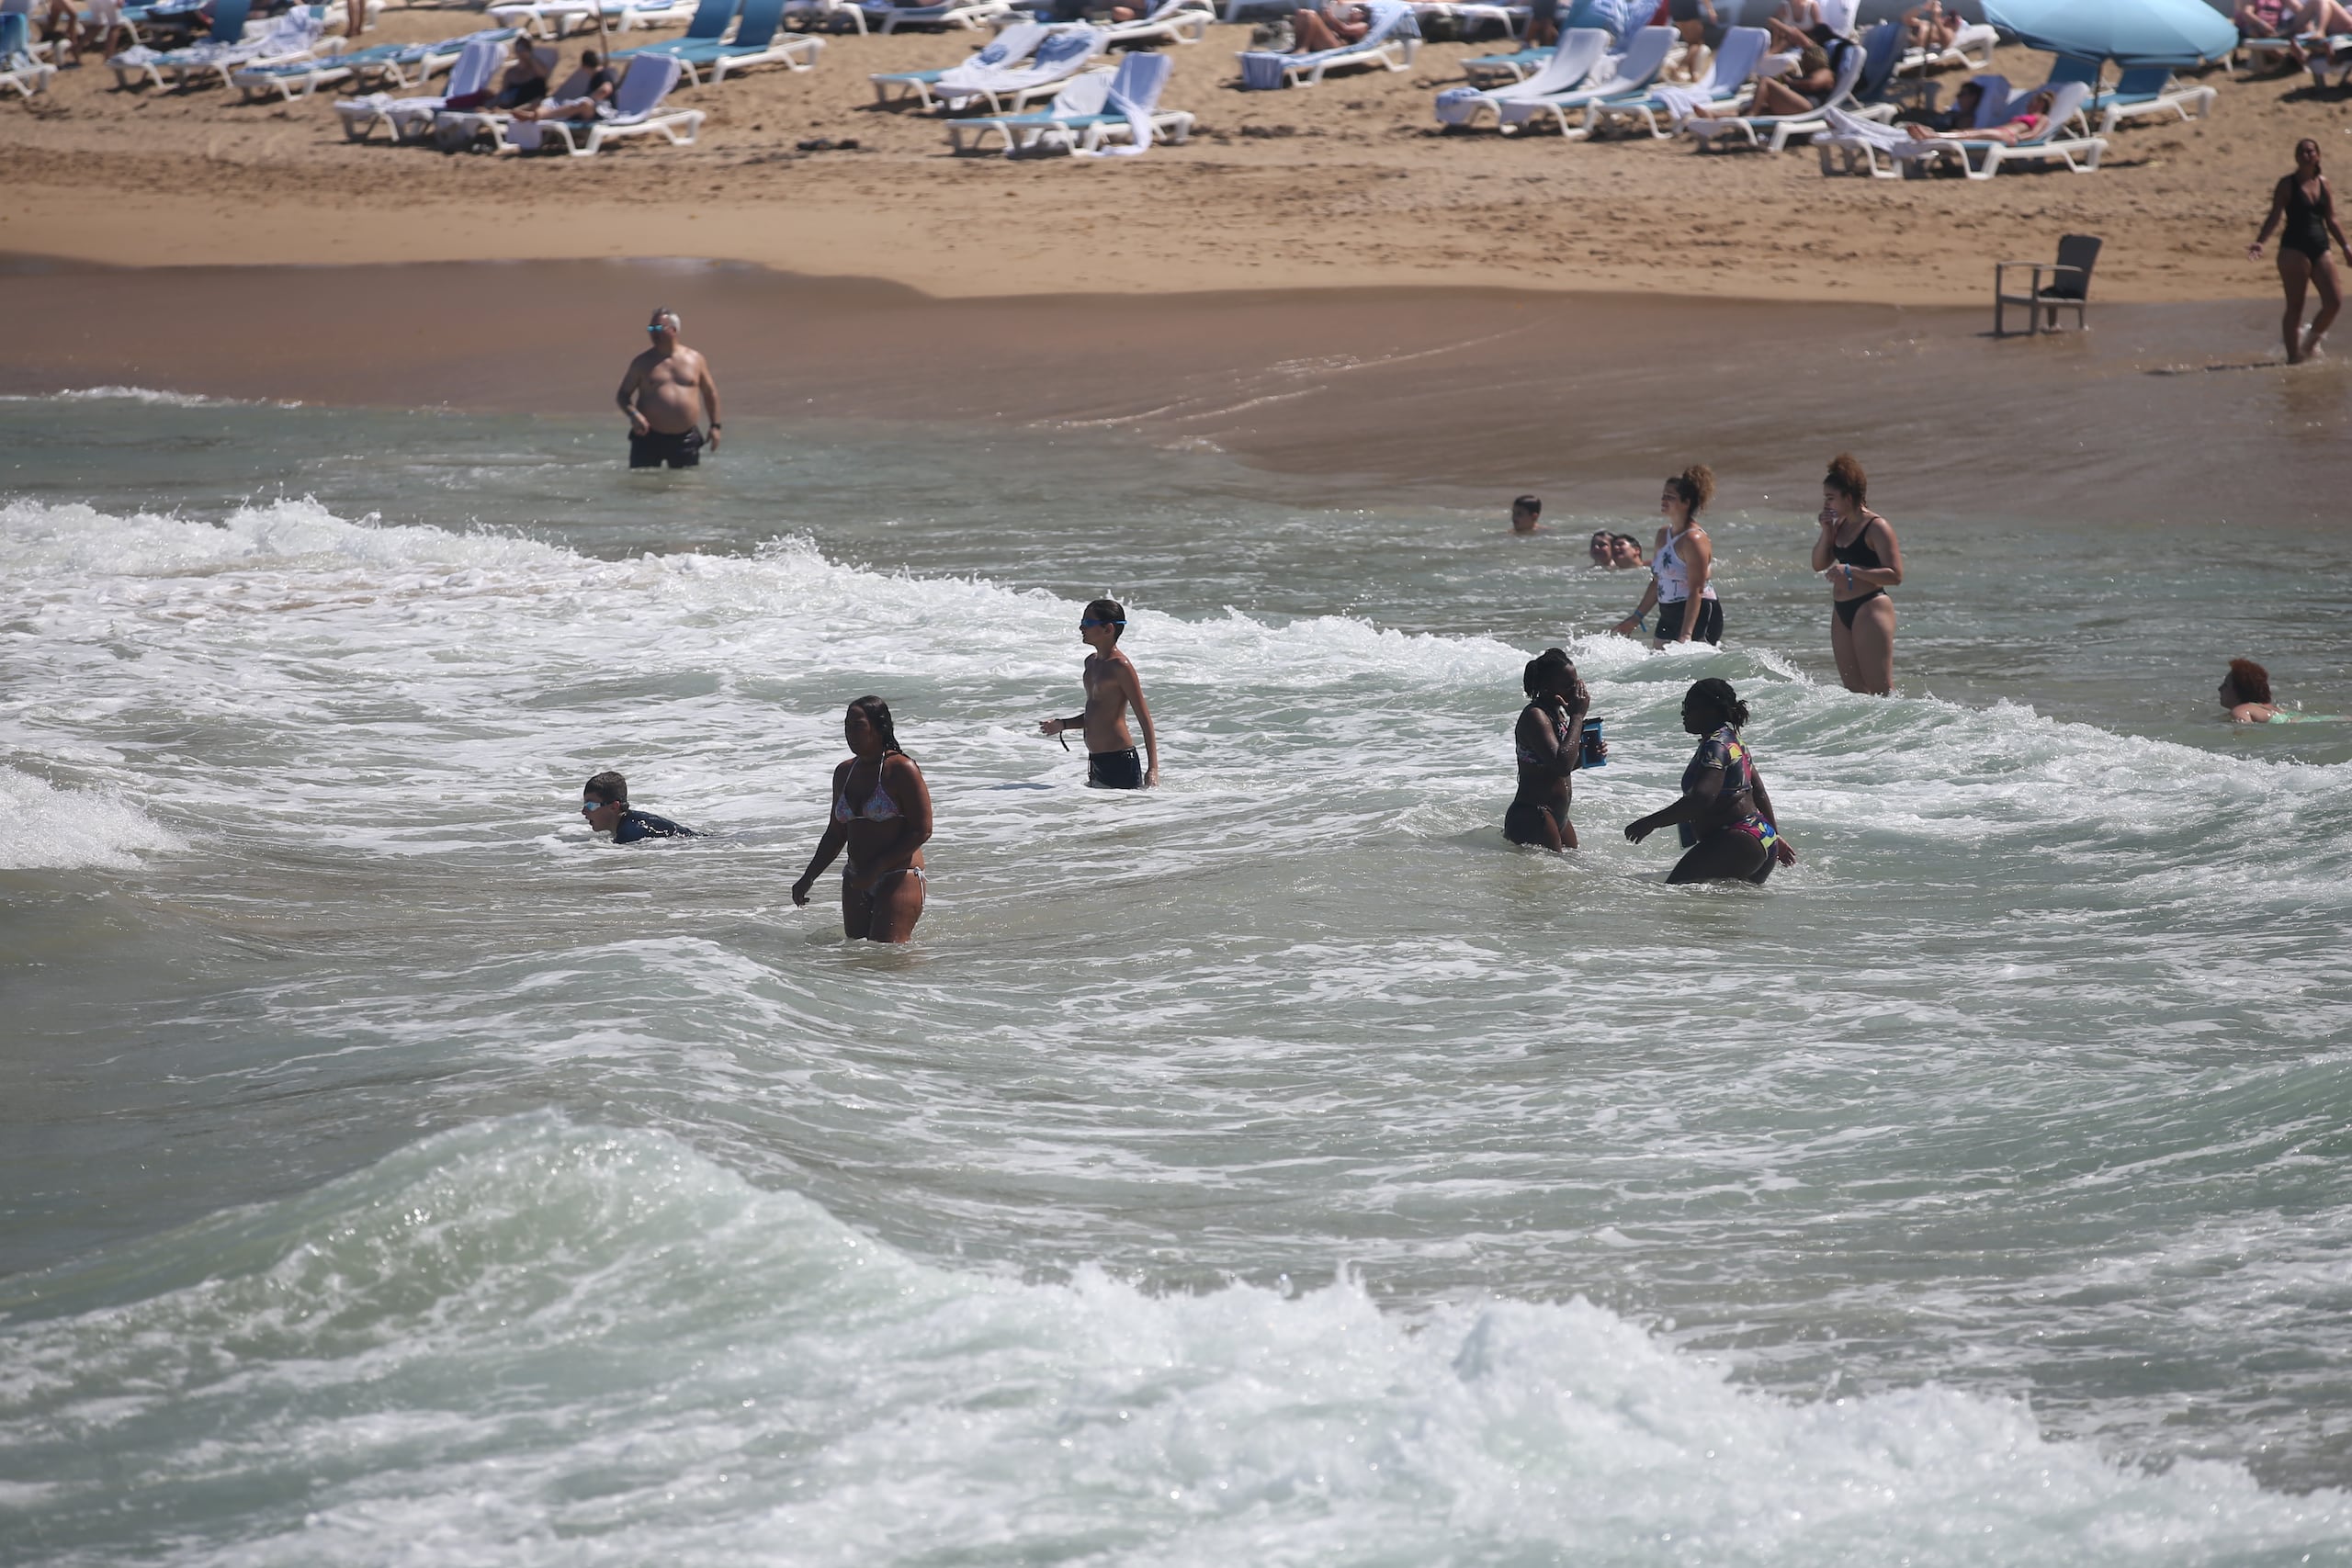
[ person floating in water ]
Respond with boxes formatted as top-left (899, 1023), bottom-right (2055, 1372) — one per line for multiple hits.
top-left (1624, 678), bottom-right (1798, 885)
top-left (1039, 599), bottom-right (1159, 789)
top-left (1504, 647), bottom-right (1599, 851)
top-left (616, 306), bottom-right (721, 469)
top-left (1613, 464), bottom-right (1721, 649)
top-left (2220, 658), bottom-right (2286, 722)
top-left (1510, 494), bottom-right (1544, 535)
top-left (1811, 452), bottom-right (1903, 696)
top-left (580, 771), bottom-right (696, 843)
top-left (792, 696), bottom-right (933, 943)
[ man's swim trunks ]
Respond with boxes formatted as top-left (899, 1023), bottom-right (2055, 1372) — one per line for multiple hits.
top-left (1088, 749), bottom-right (1143, 789)
top-left (629, 428), bottom-right (704, 469)
top-left (614, 809), bottom-right (695, 844)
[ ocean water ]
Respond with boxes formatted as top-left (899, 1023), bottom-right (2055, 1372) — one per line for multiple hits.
top-left (5, 392), bottom-right (2352, 1565)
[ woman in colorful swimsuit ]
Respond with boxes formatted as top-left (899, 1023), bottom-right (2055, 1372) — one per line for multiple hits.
top-left (1624, 678), bottom-right (1797, 885)
top-left (2251, 138), bottom-right (2350, 365)
top-left (792, 695), bottom-right (933, 943)
top-left (1504, 648), bottom-right (1597, 851)
top-left (1810, 451), bottom-right (1904, 695)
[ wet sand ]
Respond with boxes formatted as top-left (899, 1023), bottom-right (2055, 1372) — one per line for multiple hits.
top-left (7, 254), bottom-right (2346, 523)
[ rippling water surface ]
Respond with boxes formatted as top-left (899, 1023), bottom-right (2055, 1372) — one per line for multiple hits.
top-left (5, 394), bottom-right (2351, 1564)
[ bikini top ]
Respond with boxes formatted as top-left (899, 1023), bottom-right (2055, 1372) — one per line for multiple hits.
top-left (1653, 525), bottom-right (1716, 604)
top-left (1829, 516), bottom-right (1883, 569)
top-left (1515, 699), bottom-right (1575, 768)
top-left (833, 761), bottom-right (901, 825)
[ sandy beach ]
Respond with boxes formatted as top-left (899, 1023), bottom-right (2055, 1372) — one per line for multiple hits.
top-left (4, 7), bottom-right (2345, 303)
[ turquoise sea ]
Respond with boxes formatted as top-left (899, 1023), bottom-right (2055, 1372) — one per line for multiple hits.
top-left (5, 389), bottom-right (2351, 1564)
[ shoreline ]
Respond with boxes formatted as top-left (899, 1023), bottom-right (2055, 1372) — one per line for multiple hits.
top-left (3, 251), bottom-right (2339, 526)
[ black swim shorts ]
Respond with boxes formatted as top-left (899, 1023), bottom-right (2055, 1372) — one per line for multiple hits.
top-left (1655, 598), bottom-right (1724, 646)
top-left (629, 427), bottom-right (704, 469)
top-left (1088, 748), bottom-right (1143, 789)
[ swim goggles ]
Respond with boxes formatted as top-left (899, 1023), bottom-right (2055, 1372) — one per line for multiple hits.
top-left (1080, 618), bottom-right (1125, 628)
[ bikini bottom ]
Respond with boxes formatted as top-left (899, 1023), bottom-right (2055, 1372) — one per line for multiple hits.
top-left (1835, 589), bottom-right (1885, 629)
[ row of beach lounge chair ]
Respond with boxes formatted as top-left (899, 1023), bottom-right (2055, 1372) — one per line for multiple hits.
top-left (1425, 15), bottom-right (2208, 175)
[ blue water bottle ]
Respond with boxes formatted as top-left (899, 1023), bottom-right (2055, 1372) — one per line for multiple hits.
top-left (1580, 716), bottom-right (1606, 768)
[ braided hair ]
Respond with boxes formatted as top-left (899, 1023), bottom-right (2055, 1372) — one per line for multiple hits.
top-left (1686, 678), bottom-right (1749, 731)
top-left (848, 695), bottom-right (909, 759)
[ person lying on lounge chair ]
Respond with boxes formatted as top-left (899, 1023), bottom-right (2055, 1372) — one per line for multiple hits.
top-left (1290, 0), bottom-right (1369, 51)
top-left (1903, 85), bottom-right (2053, 141)
top-left (1693, 39), bottom-right (1835, 117)
top-left (511, 47), bottom-right (616, 120)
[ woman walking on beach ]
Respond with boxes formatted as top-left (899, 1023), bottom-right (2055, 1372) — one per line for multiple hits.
top-left (1505, 649), bottom-right (1597, 851)
top-left (1612, 465), bottom-right (1720, 648)
top-left (1624, 678), bottom-right (1796, 885)
top-left (1811, 452), bottom-right (1902, 695)
top-left (2250, 138), bottom-right (2350, 365)
top-left (792, 696), bottom-right (933, 943)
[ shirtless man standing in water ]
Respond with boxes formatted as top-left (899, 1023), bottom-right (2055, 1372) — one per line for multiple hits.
top-left (1039, 599), bottom-right (1159, 788)
top-left (616, 307), bottom-right (722, 469)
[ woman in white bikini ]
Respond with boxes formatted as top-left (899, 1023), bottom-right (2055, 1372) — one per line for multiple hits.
top-left (791, 696), bottom-right (933, 943)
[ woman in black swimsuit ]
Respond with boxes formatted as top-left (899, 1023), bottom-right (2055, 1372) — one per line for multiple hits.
top-left (1808, 452), bottom-right (1904, 695)
top-left (2251, 138), bottom-right (2351, 365)
top-left (1504, 649), bottom-right (1594, 851)
top-left (791, 695), bottom-right (933, 943)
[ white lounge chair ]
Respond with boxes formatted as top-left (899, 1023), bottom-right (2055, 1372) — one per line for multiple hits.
top-left (927, 21), bottom-right (1100, 109)
top-left (1236, 0), bottom-right (1418, 88)
top-left (334, 34), bottom-right (513, 140)
top-left (1818, 80), bottom-right (2104, 178)
top-left (1433, 26), bottom-right (1604, 128)
top-left (107, 0), bottom-right (246, 87)
top-left (1, 11), bottom-right (56, 94)
top-left (340, 25), bottom-right (520, 88)
top-left (1102, 0), bottom-right (1210, 46)
top-left (1685, 20), bottom-right (1898, 151)
top-left (2083, 63), bottom-right (2214, 133)
top-left (516, 52), bottom-right (704, 152)
top-left (869, 17), bottom-right (1039, 105)
top-left (1896, 17), bottom-right (1995, 74)
top-left (637, 0), bottom-right (816, 82)
top-left (1586, 21), bottom-right (1765, 137)
top-left (172, 6), bottom-right (326, 90)
top-left (433, 59), bottom-right (586, 145)
top-left (486, 0), bottom-right (689, 39)
top-left (859, 0), bottom-right (1011, 33)
top-left (1495, 23), bottom-right (1672, 135)
top-left (946, 47), bottom-right (1184, 151)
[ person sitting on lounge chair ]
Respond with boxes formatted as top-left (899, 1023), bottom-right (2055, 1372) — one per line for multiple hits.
top-left (452, 33), bottom-right (551, 111)
top-left (1290, 0), bottom-right (1369, 51)
top-left (1901, 0), bottom-right (1962, 53)
top-left (2234, 0), bottom-right (2293, 38)
top-left (1903, 85), bottom-right (2052, 141)
top-left (1923, 76), bottom-right (1984, 130)
top-left (1694, 39), bottom-right (1833, 116)
top-left (511, 47), bottom-right (616, 120)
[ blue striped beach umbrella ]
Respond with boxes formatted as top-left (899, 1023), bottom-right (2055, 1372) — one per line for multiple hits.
top-left (1981, 0), bottom-right (2234, 66)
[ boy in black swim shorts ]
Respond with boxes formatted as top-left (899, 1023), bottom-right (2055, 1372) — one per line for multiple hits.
top-left (1038, 598), bottom-right (1160, 789)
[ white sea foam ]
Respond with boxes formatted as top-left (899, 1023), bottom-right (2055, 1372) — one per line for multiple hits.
top-left (0, 766), bottom-right (181, 871)
top-left (3, 1118), bottom-right (2344, 1568)
top-left (0, 386), bottom-right (272, 407)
